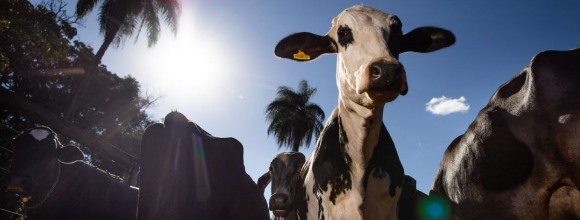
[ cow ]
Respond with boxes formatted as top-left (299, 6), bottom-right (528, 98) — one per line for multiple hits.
top-left (398, 175), bottom-right (428, 220)
top-left (430, 46), bottom-right (580, 220)
top-left (258, 152), bottom-right (306, 220)
top-left (274, 5), bottom-right (455, 219)
top-left (137, 111), bottom-right (269, 220)
top-left (259, 155), bottom-right (426, 220)
top-left (6, 126), bottom-right (138, 220)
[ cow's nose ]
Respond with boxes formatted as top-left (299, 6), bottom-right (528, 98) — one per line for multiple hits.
top-left (269, 193), bottom-right (290, 209)
top-left (270, 193), bottom-right (291, 217)
top-left (369, 62), bottom-right (401, 81)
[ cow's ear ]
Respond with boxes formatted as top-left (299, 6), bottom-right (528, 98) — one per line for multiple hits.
top-left (401, 27), bottom-right (455, 53)
top-left (56, 145), bottom-right (85, 163)
top-left (275, 32), bottom-right (337, 62)
top-left (257, 172), bottom-right (271, 194)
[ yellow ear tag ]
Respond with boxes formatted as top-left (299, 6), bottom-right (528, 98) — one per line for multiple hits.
top-left (293, 50), bottom-right (311, 60)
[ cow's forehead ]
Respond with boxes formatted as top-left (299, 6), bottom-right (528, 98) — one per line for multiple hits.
top-left (331, 5), bottom-right (397, 29)
top-left (272, 153), bottom-right (305, 167)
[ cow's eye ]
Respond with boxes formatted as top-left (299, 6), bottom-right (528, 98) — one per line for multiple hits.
top-left (337, 25), bottom-right (353, 49)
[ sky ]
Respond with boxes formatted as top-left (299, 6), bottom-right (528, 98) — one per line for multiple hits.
top-left (32, 0), bottom-right (580, 202)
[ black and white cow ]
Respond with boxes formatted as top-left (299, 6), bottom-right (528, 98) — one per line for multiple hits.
top-left (138, 111), bottom-right (269, 220)
top-left (431, 46), bottom-right (580, 220)
top-left (274, 5), bottom-right (455, 220)
top-left (259, 153), bottom-right (427, 220)
top-left (7, 126), bottom-right (138, 220)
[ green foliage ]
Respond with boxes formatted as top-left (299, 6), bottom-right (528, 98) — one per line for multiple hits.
top-left (265, 80), bottom-right (325, 152)
top-left (0, 0), bottom-right (155, 166)
top-left (0, 1), bottom-right (157, 218)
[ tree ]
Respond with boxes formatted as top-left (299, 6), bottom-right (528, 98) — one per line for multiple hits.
top-left (0, 1), bottom-right (160, 218)
top-left (66, 0), bottom-right (181, 120)
top-left (75, 0), bottom-right (181, 62)
top-left (266, 80), bottom-right (325, 152)
top-left (0, 0), bottom-right (156, 177)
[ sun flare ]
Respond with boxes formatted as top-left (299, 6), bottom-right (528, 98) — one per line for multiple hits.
top-left (139, 5), bottom-right (235, 103)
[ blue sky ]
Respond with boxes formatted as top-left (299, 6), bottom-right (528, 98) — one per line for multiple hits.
top-left (36, 0), bottom-right (580, 200)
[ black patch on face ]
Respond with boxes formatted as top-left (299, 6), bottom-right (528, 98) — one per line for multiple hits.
top-left (312, 114), bottom-right (352, 205)
top-left (337, 25), bottom-right (354, 50)
top-left (384, 16), bottom-right (403, 59)
top-left (363, 123), bottom-right (404, 197)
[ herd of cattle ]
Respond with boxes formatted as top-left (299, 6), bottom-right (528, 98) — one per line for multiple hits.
top-left (4, 5), bottom-right (579, 220)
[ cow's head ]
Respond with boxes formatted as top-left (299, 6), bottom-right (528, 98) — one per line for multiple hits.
top-left (7, 126), bottom-right (84, 203)
top-left (275, 5), bottom-right (455, 107)
top-left (258, 152), bottom-right (306, 218)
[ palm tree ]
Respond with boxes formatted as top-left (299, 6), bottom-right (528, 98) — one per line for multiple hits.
top-left (66, 0), bottom-right (181, 120)
top-left (75, 0), bottom-right (181, 61)
top-left (266, 80), bottom-right (325, 152)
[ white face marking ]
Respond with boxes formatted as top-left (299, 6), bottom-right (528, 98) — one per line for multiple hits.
top-left (29, 129), bottom-right (51, 141)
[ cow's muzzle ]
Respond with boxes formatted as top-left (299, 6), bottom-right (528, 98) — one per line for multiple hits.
top-left (356, 58), bottom-right (408, 102)
top-left (367, 60), bottom-right (405, 92)
top-left (7, 176), bottom-right (28, 193)
top-left (269, 193), bottom-right (292, 217)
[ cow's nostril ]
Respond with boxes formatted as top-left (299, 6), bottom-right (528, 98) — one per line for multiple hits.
top-left (370, 64), bottom-right (382, 79)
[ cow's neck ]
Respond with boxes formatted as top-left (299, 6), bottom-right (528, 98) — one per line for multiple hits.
top-left (338, 97), bottom-right (385, 166)
top-left (27, 161), bottom-right (60, 209)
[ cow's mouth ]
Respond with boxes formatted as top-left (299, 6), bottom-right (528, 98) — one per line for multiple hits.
top-left (6, 186), bottom-right (33, 203)
top-left (21, 196), bottom-right (32, 203)
top-left (273, 209), bottom-right (290, 217)
top-left (366, 90), bottom-right (401, 102)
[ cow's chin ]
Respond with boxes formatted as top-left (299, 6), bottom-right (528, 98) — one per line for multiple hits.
top-left (366, 90), bottom-right (400, 104)
top-left (272, 210), bottom-right (290, 217)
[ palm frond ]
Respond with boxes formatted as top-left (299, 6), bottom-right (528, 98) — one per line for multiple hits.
top-left (155, 0), bottom-right (181, 34)
top-left (75, 0), bottom-right (101, 18)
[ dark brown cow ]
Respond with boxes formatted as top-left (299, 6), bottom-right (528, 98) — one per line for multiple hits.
top-left (7, 126), bottom-right (138, 220)
top-left (398, 175), bottom-right (428, 220)
top-left (258, 152), bottom-right (306, 220)
top-left (138, 111), bottom-right (269, 220)
top-left (431, 46), bottom-right (580, 220)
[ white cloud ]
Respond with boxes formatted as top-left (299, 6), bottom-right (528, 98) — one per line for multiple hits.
top-left (426, 96), bottom-right (470, 115)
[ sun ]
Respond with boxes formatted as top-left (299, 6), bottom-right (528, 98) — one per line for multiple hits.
top-left (138, 5), bottom-right (235, 104)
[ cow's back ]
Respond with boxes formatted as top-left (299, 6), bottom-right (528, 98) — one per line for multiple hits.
top-left (26, 162), bottom-right (137, 220)
top-left (138, 111), bottom-right (268, 220)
